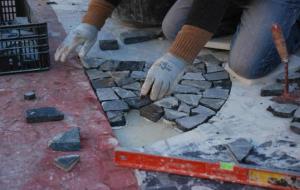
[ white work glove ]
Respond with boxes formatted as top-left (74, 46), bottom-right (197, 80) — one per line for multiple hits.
top-left (55, 23), bottom-right (98, 62)
top-left (141, 53), bottom-right (186, 101)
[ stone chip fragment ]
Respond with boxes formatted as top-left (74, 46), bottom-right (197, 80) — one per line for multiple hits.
top-left (140, 104), bottom-right (164, 122)
top-left (176, 114), bottom-right (209, 131)
top-left (54, 154), bottom-right (80, 172)
top-left (113, 87), bottom-right (137, 99)
top-left (164, 109), bottom-right (188, 121)
top-left (175, 94), bottom-right (202, 106)
top-left (48, 127), bottom-right (80, 151)
top-left (96, 88), bottom-right (119, 101)
top-left (267, 103), bottom-right (298, 118)
top-left (26, 107), bottom-right (64, 123)
top-left (154, 96), bottom-right (179, 109)
top-left (227, 138), bottom-right (253, 162)
top-left (102, 100), bottom-right (129, 112)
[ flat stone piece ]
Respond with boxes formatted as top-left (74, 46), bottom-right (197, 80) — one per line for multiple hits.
top-left (125, 96), bottom-right (152, 109)
top-left (293, 108), bottom-right (300, 122)
top-left (113, 87), bottom-right (137, 99)
top-left (116, 61), bottom-right (145, 71)
top-left (198, 54), bottom-right (222, 65)
top-left (131, 71), bottom-right (146, 80)
top-left (86, 69), bottom-right (111, 80)
top-left (115, 77), bottom-right (136, 86)
top-left (91, 78), bottom-right (116, 89)
top-left (199, 98), bottom-right (225, 111)
top-left (81, 57), bottom-right (108, 69)
top-left (204, 71), bottom-right (229, 81)
top-left (26, 107), bottom-right (64, 123)
top-left (227, 138), bottom-right (253, 162)
top-left (213, 80), bottom-right (232, 89)
top-left (98, 60), bottom-right (120, 71)
top-left (182, 72), bottom-right (205, 81)
top-left (107, 111), bottom-right (126, 127)
top-left (178, 102), bottom-right (191, 114)
top-left (96, 88), bottom-right (119, 101)
top-left (206, 63), bottom-right (225, 73)
top-left (260, 83), bottom-right (297, 97)
top-left (164, 109), bottom-right (188, 121)
top-left (173, 84), bottom-right (200, 94)
top-left (48, 127), bottom-right (80, 151)
top-left (99, 39), bottom-right (119, 51)
top-left (290, 122), bottom-right (300, 134)
top-left (175, 94), bottom-right (202, 106)
top-left (203, 88), bottom-right (229, 100)
top-left (102, 100), bottom-right (129, 112)
top-left (277, 71), bottom-right (300, 83)
top-left (122, 82), bottom-right (141, 91)
top-left (24, 91), bottom-right (36, 100)
top-left (191, 105), bottom-right (216, 116)
top-left (176, 114), bottom-right (209, 131)
top-left (110, 71), bottom-right (130, 79)
top-left (140, 104), bottom-right (164, 122)
top-left (54, 154), bottom-right (80, 172)
top-left (180, 80), bottom-right (212, 91)
top-left (154, 97), bottom-right (179, 109)
top-left (120, 30), bottom-right (158, 44)
top-left (267, 103), bottom-right (298, 118)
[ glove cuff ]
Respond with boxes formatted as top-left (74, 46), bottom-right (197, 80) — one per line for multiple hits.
top-left (82, 0), bottom-right (115, 30)
top-left (169, 25), bottom-right (213, 63)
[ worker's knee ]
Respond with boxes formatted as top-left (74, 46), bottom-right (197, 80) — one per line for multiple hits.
top-left (229, 47), bottom-right (280, 79)
top-left (162, 17), bottom-right (180, 40)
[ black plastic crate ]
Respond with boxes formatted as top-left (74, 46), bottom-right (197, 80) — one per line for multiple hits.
top-left (0, 0), bottom-right (50, 75)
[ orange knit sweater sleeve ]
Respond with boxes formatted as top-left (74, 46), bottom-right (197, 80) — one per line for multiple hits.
top-left (82, 0), bottom-right (115, 29)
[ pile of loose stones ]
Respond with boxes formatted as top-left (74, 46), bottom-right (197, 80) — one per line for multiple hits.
top-left (84, 54), bottom-right (231, 132)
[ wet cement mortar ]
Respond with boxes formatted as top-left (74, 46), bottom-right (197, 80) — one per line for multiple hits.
top-left (50, 1), bottom-right (300, 189)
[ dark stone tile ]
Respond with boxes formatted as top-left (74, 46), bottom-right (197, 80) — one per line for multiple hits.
top-left (131, 71), bottom-right (146, 80)
top-left (277, 71), bottom-right (300, 83)
top-left (24, 91), bottom-right (36, 100)
top-left (26, 107), bottom-right (64, 123)
top-left (113, 87), bottom-right (137, 99)
top-left (203, 88), bottom-right (229, 100)
top-left (173, 84), bottom-right (200, 94)
top-left (122, 82), bottom-right (141, 91)
top-left (206, 63), bottom-right (225, 73)
top-left (290, 122), bottom-right (300, 134)
top-left (199, 98), bottom-right (225, 111)
top-left (191, 105), bottom-right (216, 117)
top-left (102, 100), bottom-right (129, 112)
top-left (48, 127), bottom-right (80, 151)
top-left (81, 57), bottom-right (109, 69)
top-left (54, 154), bottom-right (80, 172)
top-left (154, 97), bottom-right (179, 109)
top-left (115, 77), bottom-right (136, 86)
top-left (96, 88), bottom-right (119, 101)
top-left (180, 80), bottom-right (212, 91)
top-left (99, 39), bottom-right (119, 51)
top-left (293, 108), bottom-right (300, 122)
top-left (260, 83), bottom-right (283, 97)
top-left (175, 94), bottom-right (202, 106)
top-left (120, 30), bottom-right (159, 44)
top-left (91, 78), bottom-right (116, 89)
top-left (110, 71), bottom-right (130, 79)
top-left (198, 54), bottom-right (223, 65)
top-left (125, 96), bottom-right (152, 109)
top-left (213, 80), bottom-right (232, 89)
top-left (168, 174), bottom-right (190, 185)
top-left (204, 71), bottom-right (229, 81)
top-left (98, 60), bottom-right (120, 71)
top-left (86, 69), bottom-right (111, 80)
top-left (267, 103), bottom-right (298, 118)
top-left (176, 114), bottom-right (209, 131)
top-left (164, 108), bottom-right (188, 121)
top-left (227, 138), bottom-right (253, 162)
top-left (178, 102), bottom-right (191, 115)
top-left (106, 111), bottom-right (126, 127)
top-left (140, 104), bottom-right (164, 122)
top-left (116, 61), bottom-right (145, 71)
top-left (182, 72), bottom-right (205, 81)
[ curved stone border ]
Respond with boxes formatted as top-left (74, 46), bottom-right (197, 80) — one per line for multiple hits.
top-left (83, 54), bottom-right (232, 131)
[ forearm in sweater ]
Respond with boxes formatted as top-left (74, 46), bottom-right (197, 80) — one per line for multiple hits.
top-left (82, 0), bottom-right (121, 29)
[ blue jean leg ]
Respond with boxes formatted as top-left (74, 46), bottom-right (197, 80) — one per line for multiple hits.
top-left (229, 0), bottom-right (300, 79)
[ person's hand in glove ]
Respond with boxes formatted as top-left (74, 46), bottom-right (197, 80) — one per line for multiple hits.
top-left (55, 23), bottom-right (98, 62)
top-left (141, 53), bottom-right (186, 101)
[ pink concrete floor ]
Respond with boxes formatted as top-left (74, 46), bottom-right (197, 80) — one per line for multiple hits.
top-left (0, 1), bottom-right (138, 189)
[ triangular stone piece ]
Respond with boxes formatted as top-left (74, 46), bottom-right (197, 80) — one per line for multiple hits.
top-left (227, 138), bottom-right (253, 162)
top-left (54, 154), bottom-right (80, 172)
top-left (48, 127), bottom-right (80, 151)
